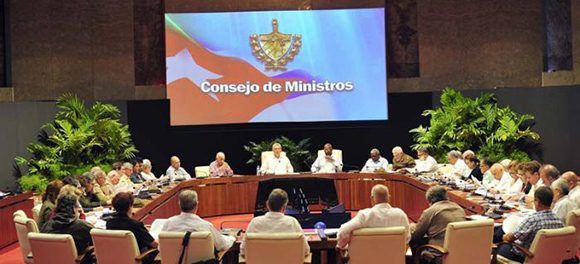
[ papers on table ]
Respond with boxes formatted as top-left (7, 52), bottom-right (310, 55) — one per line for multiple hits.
top-left (85, 211), bottom-right (107, 229)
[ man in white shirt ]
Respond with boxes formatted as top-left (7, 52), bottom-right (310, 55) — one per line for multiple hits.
top-left (161, 190), bottom-right (235, 251)
top-left (447, 150), bottom-right (468, 178)
top-left (241, 189), bottom-right (309, 256)
top-left (550, 179), bottom-right (577, 221)
top-left (337, 184), bottom-right (410, 248)
top-left (311, 143), bottom-right (343, 173)
top-left (488, 164), bottom-right (512, 193)
top-left (415, 148), bottom-right (438, 173)
top-left (520, 161), bottom-right (545, 204)
top-left (166, 156), bottom-right (191, 181)
top-left (539, 164), bottom-right (560, 188)
top-left (561, 171), bottom-right (579, 206)
top-left (140, 159), bottom-right (157, 181)
top-left (361, 148), bottom-right (389, 173)
top-left (261, 143), bottom-right (294, 175)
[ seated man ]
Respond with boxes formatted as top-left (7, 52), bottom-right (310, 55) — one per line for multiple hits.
top-left (162, 190), bottom-right (235, 252)
top-left (410, 186), bottom-right (466, 250)
top-left (209, 152), bottom-right (234, 177)
top-left (106, 192), bottom-right (158, 252)
top-left (166, 156), bottom-right (192, 181)
top-left (109, 170), bottom-right (134, 194)
top-left (361, 148), bottom-right (389, 173)
top-left (521, 161), bottom-right (544, 202)
top-left (140, 159), bottom-right (157, 181)
top-left (550, 179), bottom-right (577, 221)
top-left (260, 143), bottom-right (294, 175)
top-left (498, 186), bottom-right (564, 262)
top-left (561, 171), bottom-right (579, 206)
top-left (337, 184), bottom-right (410, 248)
top-left (415, 148), bottom-right (438, 173)
top-left (241, 188), bottom-right (309, 256)
top-left (487, 164), bottom-right (512, 193)
top-left (311, 143), bottom-right (343, 173)
top-left (446, 150), bottom-right (469, 179)
top-left (391, 146), bottom-right (416, 171)
top-left (77, 175), bottom-right (102, 208)
top-left (93, 169), bottom-right (114, 204)
top-left (539, 164), bottom-right (560, 188)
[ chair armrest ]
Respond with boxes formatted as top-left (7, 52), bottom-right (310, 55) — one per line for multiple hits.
top-left (135, 248), bottom-right (159, 263)
top-left (491, 242), bottom-right (533, 264)
top-left (413, 244), bottom-right (447, 264)
top-left (336, 247), bottom-right (349, 264)
top-left (75, 246), bottom-right (94, 263)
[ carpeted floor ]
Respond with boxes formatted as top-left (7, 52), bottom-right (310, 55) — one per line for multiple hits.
top-left (0, 214), bottom-right (256, 264)
top-left (1, 213), bottom-right (364, 264)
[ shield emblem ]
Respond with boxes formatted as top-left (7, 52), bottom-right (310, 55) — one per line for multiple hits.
top-left (250, 19), bottom-right (301, 71)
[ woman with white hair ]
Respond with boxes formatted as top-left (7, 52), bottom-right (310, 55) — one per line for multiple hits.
top-left (140, 159), bottom-right (157, 181)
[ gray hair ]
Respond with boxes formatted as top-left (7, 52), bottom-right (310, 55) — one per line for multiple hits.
top-left (551, 178), bottom-right (570, 195)
top-left (122, 162), bottom-right (133, 169)
top-left (392, 146), bottom-right (403, 154)
top-left (426, 186), bottom-right (448, 204)
top-left (179, 190), bottom-right (198, 212)
top-left (216, 152), bottom-right (226, 159)
top-left (94, 169), bottom-right (106, 179)
top-left (142, 159), bottom-right (152, 169)
top-left (448, 150), bottom-right (462, 159)
top-left (370, 148), bottom-right (381, 155)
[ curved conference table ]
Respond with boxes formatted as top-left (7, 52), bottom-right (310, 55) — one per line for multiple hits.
top-left (134, 172), bottom-right (486, 224)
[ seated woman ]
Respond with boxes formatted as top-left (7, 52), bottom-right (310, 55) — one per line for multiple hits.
top-left (464, 155), bottom-right (483, 181)
top-left (37, 180), bottom-right (64, 228)
top-left (106, 192), bottom-right (158, 252)
top-left (78, 175), bottom-right (102, 208)
top-left (40, 194), bottom-right (93, 253)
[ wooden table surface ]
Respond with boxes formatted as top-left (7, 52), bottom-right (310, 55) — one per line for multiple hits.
top-left (132, 173), bottom-right (488, 224)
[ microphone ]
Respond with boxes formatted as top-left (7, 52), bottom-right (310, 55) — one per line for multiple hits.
top-left (314, 221), bottom-right (327, 241)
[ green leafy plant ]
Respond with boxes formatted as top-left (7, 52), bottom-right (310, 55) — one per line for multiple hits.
top-left (243, 136), bottom-right (314, 171)
top-left (15, 93), bottom-right (137, 192)
top-left (410, 88), bottom-right (539, 162)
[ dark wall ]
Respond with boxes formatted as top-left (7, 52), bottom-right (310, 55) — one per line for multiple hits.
top-left (0, 101), bottom-right (127, 191)
top-left (453, 86), bottom-right (580, 172)
top-left (127, 93), bottom-right (432, 177)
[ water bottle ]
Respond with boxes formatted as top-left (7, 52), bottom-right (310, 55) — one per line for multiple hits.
top-left (314, 221), bottom-right (327, 240)
top-left (256, 165), bottom-right (260, 175)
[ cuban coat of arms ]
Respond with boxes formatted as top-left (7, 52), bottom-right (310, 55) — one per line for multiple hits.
top-left (250, 19), bottom-right (302, 71)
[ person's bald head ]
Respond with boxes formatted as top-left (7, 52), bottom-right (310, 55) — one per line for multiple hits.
top-left (370, 148), bottom-right (381, 161)
top-left (490, 164), bottom-right (504, 180)
top-left (371, 184), bottom-right (389, 204)
top-left (539, 164), bottom-right (560, 186)
top-left (170, 156), bottom-right (181, 169)
top-left (561, 171), bottom-right (578, 189)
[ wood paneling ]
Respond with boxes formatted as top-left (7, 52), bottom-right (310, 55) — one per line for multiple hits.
top-left (0, 192), bottom-right (34, 248)
top-left (134, 173), bottom-right (485, 224)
